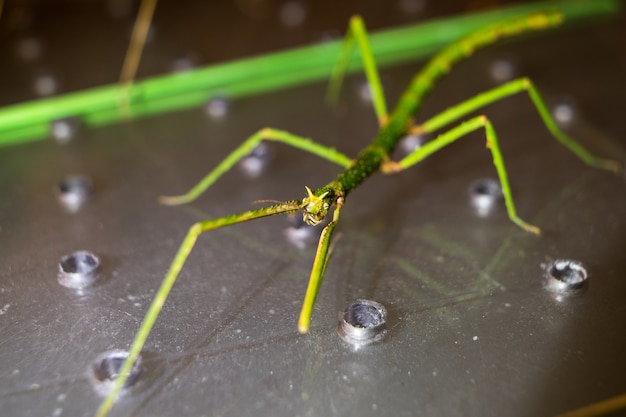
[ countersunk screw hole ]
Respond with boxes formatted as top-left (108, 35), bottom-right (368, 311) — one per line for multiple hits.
top-left (239, 142), bottom-right (273, 178)
top-left (204, 96), bottom-right (231, 119)
top-left (284, 213), bottom-right (316, 249)
top-left (89, 350), bottom-right (142, 398)
top-left (50, 118), bottom-right (80, 144)
top-left (55, 175), bottom-right (93, 212)
top-left (338, 299), bottom-right (387, 349)
top-left (469, 178), bottom-right (502, 217)
top-left (543, 259), bottom-right (588, 297)
top-left (58, 251), bottom-right (100, 290)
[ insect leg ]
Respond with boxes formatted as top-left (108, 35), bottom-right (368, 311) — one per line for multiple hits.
top-left (298, 196), bottom-right (344, 333)
top-left (94, 201), bottom-right (301, 417)
top-left (159, 127), bottom-right (352, 205)
top-left (392, 115), bottom-right (542, 234)
top-left (326, 16), bottom-right (388, 126)
top-left (411, 78), bottom-right (620, 173)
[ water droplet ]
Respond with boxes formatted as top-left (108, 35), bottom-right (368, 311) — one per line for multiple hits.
top-left (89, 350), bottom-right (142, 397)
top-left (55, 175), bottom-right (93, 212)
top-left (543, 259), bottom-right (588, 298)
top-left (338, 299), bottom-right (387, 349)
top-left (468, 178), bottom-right (502, 217)
top-left (58, 251), bottom-right (100, 290)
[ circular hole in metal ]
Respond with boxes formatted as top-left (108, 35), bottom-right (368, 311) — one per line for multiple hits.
top-left (543, 259), bottom-right (588, 296)
top-left (489, 56), bottom-right (517, 83)
top-left (16, 36), bottom-right (42, 61)
top-left (397, 0), bottom-right (426, 15)
top-left (34, 71), bottom-right (58, 96)
top-left (279, 1), bottom-right (307, 28)
top-left (552, 98), bottom-right (578, 127)
top-left (55, 175), bottom-right (93, 212)
top-left (50, 118), bottom-right (80, 144)
top-left (58, 251), bottom-right (100, 289)
top-left (239, 142), bottom-right (272, 178)
top-left (398, 133), bottom-right (424, 157)
top-left (468, 178), bottom-right (502, 217)
top-left (89, 350), bottom-right (142, 398)
top-left (170, 53), bottom-right (198, 74)
top-left (338, 299), bottom-right (387, 348)
top-left (284, 213), bottom-right (316, 249)
top-left (358, 81), bottom-right (373, 103)
top-left (204, 96), bottom-right (231, 120)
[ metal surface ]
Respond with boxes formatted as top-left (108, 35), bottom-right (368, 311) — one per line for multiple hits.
top-left (1, 3), bottom-right (626, 417)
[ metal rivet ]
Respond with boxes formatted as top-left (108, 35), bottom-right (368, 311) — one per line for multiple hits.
top-left (89, 350), bottom-right (142, 397)
top-left (338, 299), bottom-right (387, 348)
top-left (55, 175), bottom-right (93, 212)
top-left (58, 251), bottom-right (101, 290)
top-left (468, 178), bottom-right (502, 217)
top-left (543, 259), bottom-right (589, 297)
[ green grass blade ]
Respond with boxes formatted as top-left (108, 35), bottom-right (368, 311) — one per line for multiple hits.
top-left (0, 0), bottom-right (620, 147)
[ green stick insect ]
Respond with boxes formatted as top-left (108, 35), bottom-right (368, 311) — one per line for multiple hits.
top-left (96, 11), bottom-right (620, 417)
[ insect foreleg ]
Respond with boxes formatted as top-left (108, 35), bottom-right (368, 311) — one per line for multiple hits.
top-left (95, 201), bottom-right (301, 417)
top-left (298, 196), bottom-right (344, 334)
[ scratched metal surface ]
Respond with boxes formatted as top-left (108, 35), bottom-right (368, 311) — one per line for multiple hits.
top-left (1, 3), bottom-right (625, 417)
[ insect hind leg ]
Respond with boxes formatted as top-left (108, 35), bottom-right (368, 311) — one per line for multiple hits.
top-left (390, 115), bottom-right (541, 234)
top-left (326, 15), bottom-right (389, 127)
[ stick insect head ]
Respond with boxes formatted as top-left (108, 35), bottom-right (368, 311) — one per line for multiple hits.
top-left (302, 186), bottom-right (332, 226)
